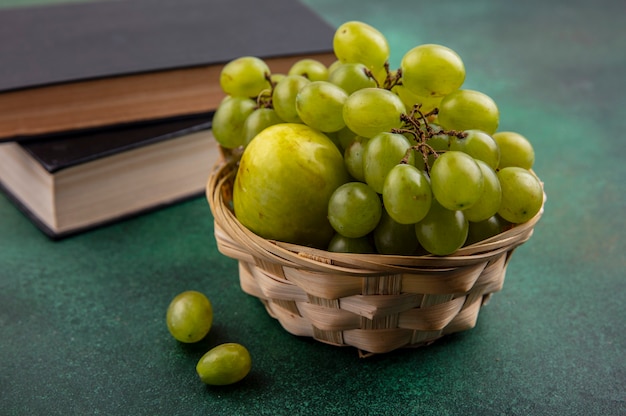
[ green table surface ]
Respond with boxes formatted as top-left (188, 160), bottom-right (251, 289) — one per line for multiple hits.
top-left (2, 0), bottom-right (625, 415)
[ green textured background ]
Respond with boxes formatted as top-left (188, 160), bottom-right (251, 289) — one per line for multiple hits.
top-left (1, 0), bottom-right (624, 415)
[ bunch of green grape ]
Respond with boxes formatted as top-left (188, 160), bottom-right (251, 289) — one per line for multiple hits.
top-left (213, 20), bottom-right (543, 256)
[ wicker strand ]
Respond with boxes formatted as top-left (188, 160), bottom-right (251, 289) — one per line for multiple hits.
top-left (207, 158), bottom-right (545, 355)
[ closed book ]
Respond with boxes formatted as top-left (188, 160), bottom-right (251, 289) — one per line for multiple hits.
top-left (0, 0), bottom-right (336, 141)
top-left (0, 114), bottom-right (219, 239)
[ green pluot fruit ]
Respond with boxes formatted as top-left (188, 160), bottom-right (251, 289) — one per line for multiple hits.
top-left (233, 123), bottom-right (350, 248)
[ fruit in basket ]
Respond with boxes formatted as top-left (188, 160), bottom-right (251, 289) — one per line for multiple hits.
top-left (333, 21), bottom-right (390, 75)
top-left (233, 123), bottom-right (350, 248)
top-left (465, 215), bottom-right (511, 246)
top-left (213, 19), bottom-right (543, 255)
top-left (382, 163), bottom-right (432, 224)
top-left (219, 56), bottom-right (271, 98)
top-left (400, 43), bottom-right (465, 98)
top-left (437, 89), bottom-right (500, 135)
top-left (430, 150), bottom-right (484, 211)
top-left (196, 343), bottom-right (252, 386)
top-left (362, 131), bottom-right (415, 193)
top-left (393, 84), bottom-right (442, 114)
top-left (373, 209), bottom-right (421, 255)
top-left (328, 233), bottom-right (376, 253)
top-left (328, 182), bottom-right (382, 238)
top-left (328, 62), bottom-right (377, 94)
top-left (288, 58), bottom-right (329, 81)
top-left (272, 75), bottom-right (311, 123)
top-left (492, 131), bottom-right (535, 169)
top-left (295, 81), bottom-right (348, 132)
top-left (449, 129), bottom-right (500, 170)
top-left (497, 167), bottom-right (543, 223)
top-left (212, 96), bottom-right (257, 149)
top-left (242, 107), bottom-right (283, 146)
top-left (166, 291), bottom-right (213, 343)
top-left (415, 199), bottom-right (469, 256)
top-left (462, 160), bottom-right (502, 222)
top-left (343, 88), bottom-right (406, 138)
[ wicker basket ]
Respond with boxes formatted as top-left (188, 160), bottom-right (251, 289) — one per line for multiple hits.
top-left (206, 153), bottom-right (544, 356)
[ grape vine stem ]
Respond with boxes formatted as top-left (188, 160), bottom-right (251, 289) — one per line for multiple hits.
top-left (392, 104), bottom-right (467, 175)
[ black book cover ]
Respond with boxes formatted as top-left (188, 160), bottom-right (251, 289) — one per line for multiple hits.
top-left (20, 113), bottom-right (214, 173)
top-left (0, 0), bottom-right (335, 93)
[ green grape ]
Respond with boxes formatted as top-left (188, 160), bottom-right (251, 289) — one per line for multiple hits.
top-left (437, 89), bottom-right (499, 135)
top-left (335, 125), bottom-right (359, 150)
top-left (430, 150), bottom-right (484, 211)
top-left (295, 81), bottom-right (348, 132)
top-left (343, 136), bottom-right (369, 182)
top-left (327, 59), bottom-right (342, 76)
top-left (288, 58), bottom-right (329, 81)
top-left (343, 88), bottom-right (406, 138)
top-left (382, 163), bottom-right (432, 224)
top-left (415, 200), bottom-right (468, 256)
top-left (449, 129), bottom-right (500, 170)
top-left (465, 215), bottom-right (510, 246)
top-left (492, 131), bottom-right (535, 169)
top-left (328, 62), bottom-right (377, 94)
top-left (242, 107), bottom-right (284, 145)
top-left (166, 291), bottom-right (213, 343)
top-left (212, 96), bottom-right (257, 149)
top-left (272, 75), bottom-right (311, 123)
top-left (269, 73), bottom-right (286, 85)
top-left (462, 160), bottom-right (502, 222)
top-left (333, 21), bottom-right (390, 71)
top-left (219, 56), bottom-right (271, 98)
top-left (196, 343), bottom-right (251, 386)
top-left (400, 44), bottom-right (465, 97)
top-left (497, 167), bottom-right (543, 223)
top-left (374, 209), bottom-right (421, 255)
top-left (328, 233), bottom-right (375, 253)
top-left (392, 84), bottom-right (443, 115)
top-left (363, 132), bottom-right (415, 194)
top-left (328, 182), bottom-right (382, 238)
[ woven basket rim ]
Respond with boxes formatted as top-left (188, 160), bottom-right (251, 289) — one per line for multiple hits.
top-left (206, 157), bottom-right (545, 275)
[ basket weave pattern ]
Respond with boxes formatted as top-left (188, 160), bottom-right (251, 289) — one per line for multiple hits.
top-left (207, 157), bottom-right (543, 355)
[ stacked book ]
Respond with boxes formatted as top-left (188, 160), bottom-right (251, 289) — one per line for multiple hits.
top-left (0, 0), bottom-right (335, 238)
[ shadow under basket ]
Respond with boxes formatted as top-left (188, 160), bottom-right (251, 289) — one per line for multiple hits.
top-left (206, 155), bottom-right (544, 356)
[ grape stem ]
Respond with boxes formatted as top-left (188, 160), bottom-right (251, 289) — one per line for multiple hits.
top-left (363, 61), bottom-right (403, 90)
top-left (255, 73), bottom-right (275, 109)
top-left (392, 104), bottom-right (467, 174)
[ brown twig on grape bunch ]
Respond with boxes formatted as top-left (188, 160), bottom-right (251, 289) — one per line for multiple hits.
top-left (363, 61), bottom-right (403, 90)
top-left (254, 72), bottom-right (275, 109)
top-left (392, 104), bottom-right (467, 175)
